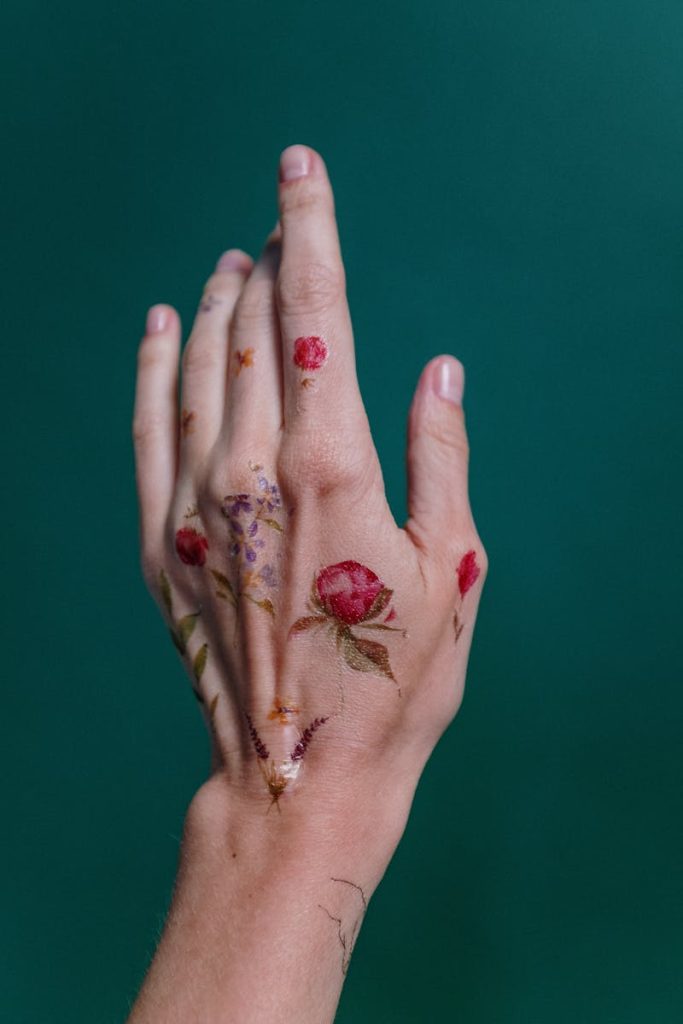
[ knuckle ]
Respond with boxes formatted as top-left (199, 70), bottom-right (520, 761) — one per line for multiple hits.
top-left (423, 412), bottom-right (469, 459)
top-left (200, 453), bottom-right (265, 506)
top-left (280, 178), bottom-right (332, 218)
top-left (132, 411), bottom-right (165, 446)
top-left (234, 281), bottom-right (275, 326)
top-left (137, 336), bottom-right (168, 373)
top-left (278, 431), bottom-right (372, 495)
top-left (277, 260), bottom-right (345, 317)
top-left (182, 338), bottom-right (223, 377)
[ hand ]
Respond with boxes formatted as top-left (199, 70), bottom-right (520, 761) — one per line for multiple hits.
top-left (130, 144), bottom-right (487, 1022)
top-left (134, 142), bottom-right (486, 831)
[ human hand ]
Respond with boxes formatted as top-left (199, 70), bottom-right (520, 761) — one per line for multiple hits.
top-left (133, 145), bottom-right (486, 846)
top-left (130, 144), bottom-right (487, 1023)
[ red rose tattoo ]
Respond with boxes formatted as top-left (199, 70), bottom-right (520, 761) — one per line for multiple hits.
top-left (289, 561), bottom-right (405, 686)
top-left (317, 561), bottom-right (384, 625)
top-left (175, 527), bottom-right (209, 567)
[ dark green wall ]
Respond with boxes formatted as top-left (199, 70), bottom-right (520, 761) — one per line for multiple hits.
top-left (3, 1), bottom-right (682, 1020)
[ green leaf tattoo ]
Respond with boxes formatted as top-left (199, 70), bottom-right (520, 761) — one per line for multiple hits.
top-left (159, 569), bottom-right (173, 616)
top-left (193, 642), bottom-right (208, 683)
top-left (338, 628), bottom-right (396, 681)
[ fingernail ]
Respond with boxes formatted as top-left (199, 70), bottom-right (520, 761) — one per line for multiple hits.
top-left (279, 145), bottom-right (311, 182)
top-left (432, 358), bottom-right (464, 405)
top-left (216, 249), bottom-right (249, 272)
top-left (146, 305), bottom-right (169, 334)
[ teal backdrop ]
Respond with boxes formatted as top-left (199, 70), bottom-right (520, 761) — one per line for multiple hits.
top-left (3, 1), bottom-right (682, 1021)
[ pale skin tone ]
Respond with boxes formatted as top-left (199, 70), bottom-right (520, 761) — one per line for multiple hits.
top-left (129, 144), bottom-right (487, 1023)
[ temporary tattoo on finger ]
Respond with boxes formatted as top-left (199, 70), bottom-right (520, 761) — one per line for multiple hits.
top-left (216, 464), bottom-right (285, 619)
top-left (289, 561), bottom-right (405, 689)
top-left (319, 878), bottom-right (368, 976)
top-left (453, 549), bottom-right (481, 643)
top-left (175, 526), bottom-right (209, 566)
top-left (159, 569), bottom-right (209, 704)
top-left (181, 408), bottom-right (196, 436)
top-left (198, 293), bottom-right (222, 314)
top-left (233, 347), bottom-right (254, 376)
top-left (293, 335), bottom-right (328, 389)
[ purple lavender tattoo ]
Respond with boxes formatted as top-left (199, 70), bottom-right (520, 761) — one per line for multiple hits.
top-left (291, 717), bottom-right (328, 761)
top-left (215, 465), bottom-right (284, 618)
top-left (245, 709), bottom-right (329, 809)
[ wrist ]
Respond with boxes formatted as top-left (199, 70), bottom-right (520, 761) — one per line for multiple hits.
top-left (182, 758), bottom-right (418, 886)
top-left (128, 768), bottom-right (418, 1023)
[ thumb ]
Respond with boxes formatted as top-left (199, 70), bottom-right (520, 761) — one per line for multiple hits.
top-left (406, 355), bottom-right (473, 550)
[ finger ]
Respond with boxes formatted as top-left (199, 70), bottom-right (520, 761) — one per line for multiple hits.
top-left (179, 250), bottom-right (254, 464)
top-left (405, 356), bottom-right (473, 552)
top-left (275, 145), bottom-right (365, 431)
top-left (225, 225), bottom-right (283, 447)
top-left (133, 304), bottom-right (181, 558)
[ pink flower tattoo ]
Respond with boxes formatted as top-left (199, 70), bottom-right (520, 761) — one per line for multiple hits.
top-left (289, 561), bottom-right (405, 686)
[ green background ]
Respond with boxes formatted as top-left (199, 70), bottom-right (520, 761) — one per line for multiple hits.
top-left (3, 1), bottom-right (682, 1020)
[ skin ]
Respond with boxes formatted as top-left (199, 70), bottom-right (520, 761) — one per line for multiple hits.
top-left (129, 143), bottom-right (487, 1023)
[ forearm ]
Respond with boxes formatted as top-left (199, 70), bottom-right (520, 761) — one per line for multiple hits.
top-left (127, 767), bottom-right (417, 1024)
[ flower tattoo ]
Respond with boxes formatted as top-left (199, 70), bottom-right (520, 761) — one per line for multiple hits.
top-left (212, 466), bottom-right (285, 618)
top-left (175, 526), bottom-right (209, 567)
top-left (293, 334), bottom-right (328, 388)
top-left (268, 697), bottom-right (300, 724)
top-left (245, 710), bottom-right (328, 809)
top-left (234, 347), bottom-right (254, 375)
top-left (453, 549), bottom-right (481, 642)
top-left (289, 561), bottom-right (405, 685)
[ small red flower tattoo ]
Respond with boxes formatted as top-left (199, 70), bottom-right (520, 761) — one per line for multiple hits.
top-left (289, 561), bottom-right (405, 687)
top-left (454, 549), bottom-right (480, 642)
top-left (457, 550), bottom-right (480, 597)
top-left (293, 335), bottom-right (328, 387)
top-left (175, 527), bottom-right (209, 567)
